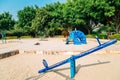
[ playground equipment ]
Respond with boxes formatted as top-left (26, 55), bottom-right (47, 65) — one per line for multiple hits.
top-left (66, 29), bottom-right (86, 45)
top-left (40, 31), bottom-right (48, 41)
top-left (1, 30), bottom-right (6, 44)
top-left (38, 37), bottom-right (117, 78)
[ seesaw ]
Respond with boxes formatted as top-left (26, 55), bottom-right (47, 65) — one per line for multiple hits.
top-left (38, 37), bottom-right (117, 78)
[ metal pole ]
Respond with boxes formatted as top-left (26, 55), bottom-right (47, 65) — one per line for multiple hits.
top-left (70, 55), bottom-right (76, 78)
top-left (96, 36), bottom-right (101, 45)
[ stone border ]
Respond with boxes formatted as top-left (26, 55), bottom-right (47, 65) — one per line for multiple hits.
top-left (20, 50), bottom-right (120, 55)
top-left (0, 49), bottom-right (120, 60)
top-left (0, 50), bottom-right (19, 59)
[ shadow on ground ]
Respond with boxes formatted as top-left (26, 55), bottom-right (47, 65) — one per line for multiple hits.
top-left (25, 60), bottom-right (110, 80)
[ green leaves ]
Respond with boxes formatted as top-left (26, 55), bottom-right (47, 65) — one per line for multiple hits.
top-left (17, 6), bottom-right (36, 27)
top-left (0, 12), bottom-right (15, 30)
top-left (1, 0), bottom-right (120, 37)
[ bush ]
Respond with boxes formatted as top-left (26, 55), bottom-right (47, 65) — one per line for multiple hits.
top-left (5, 36), bottom-right (32, 40)
top-left (20, 36), bottom-right (32, 38)
top-left (86, 34), bottom-right (107, 39)
top-left (111, 34), bottom-right (120, 40)
top-left (86, 34), bottom-right (95, 38)
top-left (61, 30), bottom-right (69, 38)
top-left (97, 34), bottom-right (107, 39)
top-left (6, 36), bottom-right (17, 39)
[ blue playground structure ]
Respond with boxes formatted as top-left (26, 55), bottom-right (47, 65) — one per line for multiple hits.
top-left (38, 37), bottom-right (117, 79)
top-left (66, 30), bottom-right (87, 45)
top-left (1, 30), bottom-right (6, 44)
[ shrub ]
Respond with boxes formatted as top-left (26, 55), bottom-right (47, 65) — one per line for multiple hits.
top-left (111, 34), bottom-right (120, 40)
top-left (87, 34), bottom-right (107, 39)
top-left (97, 34), bottom-right (107, 39)
top-left (20, 36), bottom-right (32, 38)
top-left (61, 30), bottom-right (69, 38)
top-left (6, 36), bottom-right (17, 39)
top-left (5, 36), bottom-right (32, 39)
top-left (86, 34), bottom-right (95, 38)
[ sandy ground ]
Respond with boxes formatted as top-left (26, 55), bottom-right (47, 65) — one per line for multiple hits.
top-left (0, 38), bottom-right (120, 80)
top-left (0, 53), bottom-right (120, 80)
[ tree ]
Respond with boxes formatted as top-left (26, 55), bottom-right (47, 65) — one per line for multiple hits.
top-left (72, 0), bottom-right (115, 34)
top-left (62, 0), bottom-right (90, 33)
top-left (15, 0), bottom-right (120, 37)
top-left (31, 2), bottom-right (65, 37)
top-left (17, 6), bottom-right (36, 36)
top-left (0, 12), bottom-right (15, 30)
top-left (43, 2), bottom-right (65, 36)
top-left (31, 7), bottom-right (50, 37)
top-left (106, 0), bottom-right (120, 33)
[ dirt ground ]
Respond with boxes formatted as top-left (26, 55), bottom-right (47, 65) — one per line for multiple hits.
top-left (0, 38), bottom-right (120, 80)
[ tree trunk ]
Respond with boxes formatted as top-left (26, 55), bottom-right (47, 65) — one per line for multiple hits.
top-left (115, 25), bottom-right (120, 34)
top-left (35, 32), bottom-right (37, 38)
top-left (87, 28), bottom-right (91, 34)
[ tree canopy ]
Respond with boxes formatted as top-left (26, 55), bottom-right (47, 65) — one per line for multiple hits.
top-left (0, 0), bottom-right (120, 37)
top-left (0, 12), bottom-right (15, 30)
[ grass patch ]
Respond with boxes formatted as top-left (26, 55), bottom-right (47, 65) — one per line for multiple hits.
top-left (20, 36), bottom-right (32, 39)
top-left (6, 36), bottom-right (17, 39)
top-left (86, 34), bottom-right (95, 38)
top-left (5, 36), bottom-right (32, 39)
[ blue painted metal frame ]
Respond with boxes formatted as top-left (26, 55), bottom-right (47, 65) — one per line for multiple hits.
top-left (66, 30), bottom-right (87, 45)
top-left (70, 55), bottom-right (76, 78)
top-left (38, 38), bottom-right (117, 78)
top-left (96, 36), bottom-right (101, 45)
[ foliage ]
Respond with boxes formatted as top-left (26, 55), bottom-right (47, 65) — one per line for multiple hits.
top-left (97, 34), bottom-right (107, 39)
top-left (106, 0), bottom-right (120, 33)
top-left (17, 6), bottom-right (36, 37)
top-left (6, 36), bottom-right (17, 39)
top-left (5, 36), bottom-right (32, 39)
top-left (44, 2), bottom-right (65, 36)
top-left (0, 0), bottom-right (120, 37)
top-left (31, 7), bottom-right (50, 37)
top-left (7, 24), bottom-right (24, 36)
top-left (86, 34), bottom-right (95, 38)
top-left (20, 36), bottom-right (32, 38)
top-left (0, 12), bottom-right (15, 30)
top-left (111, 34), bottom-right (120, 40)
top-left (17, 6), bottom-right (36, 27)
